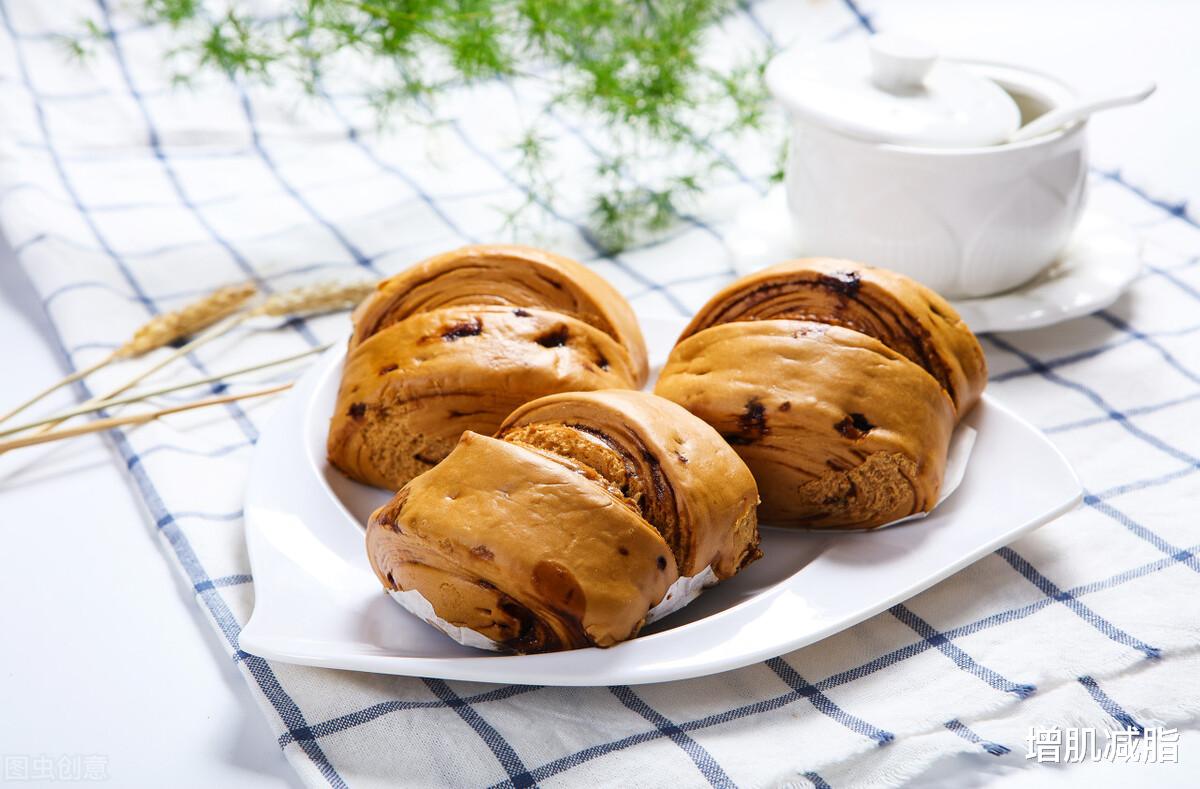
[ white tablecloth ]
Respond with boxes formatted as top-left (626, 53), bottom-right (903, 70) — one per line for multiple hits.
top-left (1, 1), bottom-right (1197, 786)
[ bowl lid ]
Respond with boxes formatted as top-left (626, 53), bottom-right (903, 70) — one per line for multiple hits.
top-left (766, 35), bottom-right (1021, 148)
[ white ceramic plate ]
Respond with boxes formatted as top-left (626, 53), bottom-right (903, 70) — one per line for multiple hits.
top-left (728, 186), bottom-right (1141, 333)
top-left (240, 316), bottom-right (1082, 685)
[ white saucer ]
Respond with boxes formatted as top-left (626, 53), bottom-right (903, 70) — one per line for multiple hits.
top-left (727, 187), bottom-right (1142, 333)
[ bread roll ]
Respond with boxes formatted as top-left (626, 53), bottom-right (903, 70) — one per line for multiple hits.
top-left (498, 389), bottom-right (761, 580)
top-left (678, 258), bottom-right (985, 417)
top-left (329, 305), bottom-right (636, 490)
top-left (329, 244), bottom-right (647, 490)
top-left (366, 390), bottom-right (761, 652)
top-left (656, 320), bottom-right (957, 529)
top-left (350, 244), bottom-right (648, 385)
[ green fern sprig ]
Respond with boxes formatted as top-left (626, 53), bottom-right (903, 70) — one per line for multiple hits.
top-left (99, 0), bottom-right (775, 253)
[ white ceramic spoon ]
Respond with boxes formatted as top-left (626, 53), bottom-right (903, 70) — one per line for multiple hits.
top-left (1008, 81), bottom-right (1156, 143)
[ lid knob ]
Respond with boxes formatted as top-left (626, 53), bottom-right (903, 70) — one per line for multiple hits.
top-left (868, 34), bottom-right (937, 93)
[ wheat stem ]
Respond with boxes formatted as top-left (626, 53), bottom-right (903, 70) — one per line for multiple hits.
top-left (32, 313), bottom-right (251, 436)
top-left (0, 353), bottom-right (116, 425)
top-left (51, 278), bottom-right (373, 421)
top-left (0, 344), bottom-right (329, 438)
top-left (0, 384), bottom-right (293, 455)
top-left (0, 281), bottom-right (256, 427)
top-left (14, 278), bottom-right (372, 435)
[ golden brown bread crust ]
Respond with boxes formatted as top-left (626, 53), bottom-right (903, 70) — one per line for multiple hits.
top-left (367, 432), bottom-right (678, 652)
top-left (327, 306), bottom-right (637, 490)
top-left (365, 390), bottom-right (762, 653)
top-left (350, 244), bottom-right (649, 386)
top-left (677, 258), bottom-right (986, 418)
top-left (497, 390), bottom-right (761, 580)
top-left (655, 320), bottom-right (956, 529)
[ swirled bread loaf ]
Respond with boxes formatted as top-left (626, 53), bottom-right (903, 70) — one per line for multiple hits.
top-left (350, 244), bottom-right (648, 382)
top-left (657, 260), bottom-right (982, 530)
top-left (366, 390), bottom-right (760, 653)
top-left (677, 258), bottom-right (985, 417)
top-left (328, 245), bottom-right (647, 490)
top-left (656, 321), bottom-right (955, 529)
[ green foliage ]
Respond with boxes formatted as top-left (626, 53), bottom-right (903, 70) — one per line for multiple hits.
top-left (124, 0), bottom-right (772, 252)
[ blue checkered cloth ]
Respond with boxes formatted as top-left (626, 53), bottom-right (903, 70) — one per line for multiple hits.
top-left (3, 1), bottom-right (1198, 786)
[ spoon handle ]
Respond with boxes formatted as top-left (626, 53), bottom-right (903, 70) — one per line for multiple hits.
top-left (1009, 81), bottom-right (1156, 143)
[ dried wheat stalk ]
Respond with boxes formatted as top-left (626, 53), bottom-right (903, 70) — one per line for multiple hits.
top-left (0, 281), bottom-right (257, 425)
top-left (8, 277), bottom-right (375, 436)
top-left (33, 313), bottom-right (248, 436)
top-left (89, 278), bottom-right (375, 408)
top-left (0, 344), bottom-right (330, 439)
top-left (0, 384), bottom-right (293, 455)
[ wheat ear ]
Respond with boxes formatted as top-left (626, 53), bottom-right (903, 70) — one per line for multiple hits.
top-left (250, 280), bottom-right (377, 318)
top-left (113, 282), bottom-right (257, 358)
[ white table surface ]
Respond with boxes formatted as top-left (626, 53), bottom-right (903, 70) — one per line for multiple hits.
top-left (2, 1), bottom-right (1198, 785)
top-left (0, 239), bottom-right (300, 789)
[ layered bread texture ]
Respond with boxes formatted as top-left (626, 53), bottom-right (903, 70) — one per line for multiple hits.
top-left (657, 259), bottom-right (983, 529)
top-left (329, 245), bottom-right (648, 490)
top-left (366, 390), bottom-right (760, 652)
